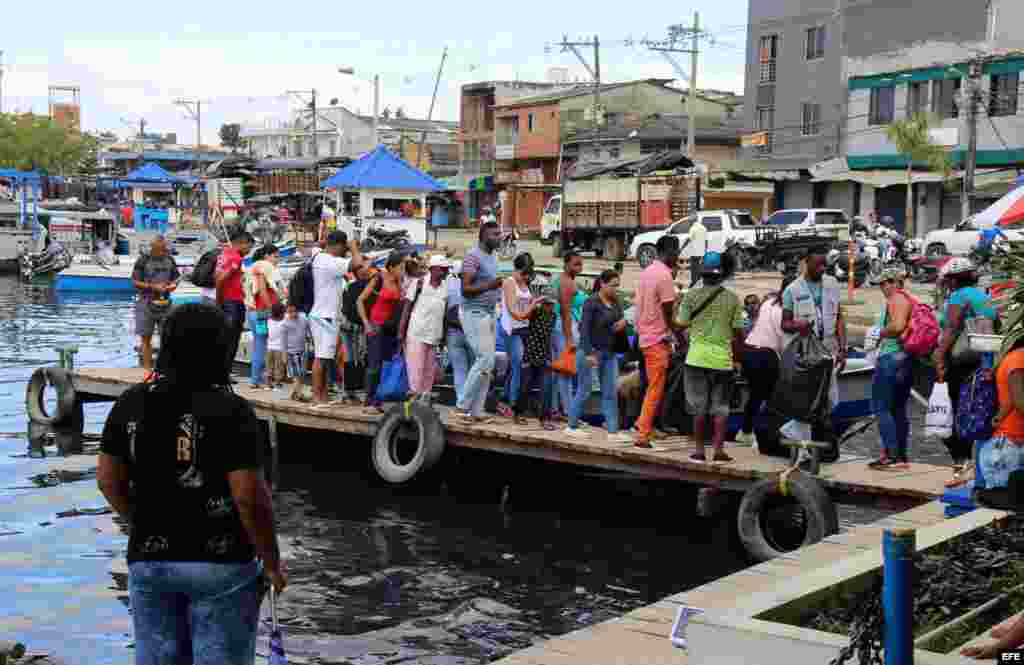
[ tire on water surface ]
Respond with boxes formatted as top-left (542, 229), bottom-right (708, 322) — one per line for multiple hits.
top-left (371, 401), bottom-right (446, 484)
top-left (737, 472), bottom-right (838, 563)
top-left (26, 367), bottom-right (78, 427)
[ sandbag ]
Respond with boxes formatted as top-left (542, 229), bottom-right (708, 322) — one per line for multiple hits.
top-left (768, 335), bottom-right (834, 422)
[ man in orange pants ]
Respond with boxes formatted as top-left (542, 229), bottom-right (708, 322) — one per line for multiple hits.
top-left (632, 235), bottom-right (680, 448)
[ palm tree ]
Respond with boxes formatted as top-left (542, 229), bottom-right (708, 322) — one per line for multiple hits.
top-left (885, 113), bottom-right (951, 238)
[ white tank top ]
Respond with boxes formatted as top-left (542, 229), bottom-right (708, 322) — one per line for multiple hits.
top-left (501, 279), bottom-right (532, 335)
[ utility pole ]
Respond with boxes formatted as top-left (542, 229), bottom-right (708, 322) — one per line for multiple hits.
top-left (286, 90), bottom-right (319, 158)
top-left (553, 35), bottom-right (602, 131)
top-left (417, 46), bottom-right (448, 170)
top-left (961, 58), bottom-right (982, 221)
top-left (174, 99), bottom-right (205, 176)
top-left (643, 16), bottom-right (704, 158)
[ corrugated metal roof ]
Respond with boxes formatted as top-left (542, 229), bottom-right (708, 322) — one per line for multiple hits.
top-left (494, 79), bottom-right (676, 109)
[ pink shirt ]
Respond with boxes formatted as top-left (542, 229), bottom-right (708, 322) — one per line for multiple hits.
top-left (745, 299), bottom-right (785, 355)
top-left (635, 261), bottom-right (676, 349)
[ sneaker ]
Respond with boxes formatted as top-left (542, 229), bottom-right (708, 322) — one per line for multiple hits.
top-left (868, 457), bottom-right (894, 469)
top-left (496, 403), bottom-right (514, 418)
top-left (734, 431), bottom-right (755, 446)
top-left (564, 426), bottom-right (589, 439)
top-left (608, 432), bottom-right (633, 444)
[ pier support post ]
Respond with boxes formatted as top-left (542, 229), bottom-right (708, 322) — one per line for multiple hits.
top-left (883, 528), bottom-right (915, 665)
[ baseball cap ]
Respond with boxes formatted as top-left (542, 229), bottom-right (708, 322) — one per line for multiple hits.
top-left (702, 251), bottom-right (724, 275)
top-left (428, 254), bottom-right (452, 269)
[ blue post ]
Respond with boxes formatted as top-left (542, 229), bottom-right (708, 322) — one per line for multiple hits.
top-left (883, 528), bottom-right (915, 665)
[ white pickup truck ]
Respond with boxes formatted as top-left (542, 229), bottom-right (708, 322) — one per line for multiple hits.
top-left (628, 210), bottom-right (758, 268)
top-left (924, 216), bottom-right (1023, 256)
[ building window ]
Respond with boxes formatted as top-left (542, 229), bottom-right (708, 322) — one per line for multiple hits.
top-left (805, 26), bottom-right (825, 60)
top-left (756, 106), bottom-right (774, 154)
top-left (801, 103), bottom-right (821, 135)
top-left (869, 86), bottom-right (895, 125)
top-left (990, 73), bottom-right (1019, 117)
top-left (759, 35), bottom-right (778, 83)
top-left (932, 78), bottom-right (961, 119)
top-left (908, 82), bottom-right (929, 117)
top-left (528, 113), bottom-right (535, 132)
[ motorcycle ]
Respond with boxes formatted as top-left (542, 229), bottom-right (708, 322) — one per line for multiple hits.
top-left (826, 244), bottom-right (870, 288)
top-left (19, 242), bottom-right (72, 281)
top-left (359, 223), bottom-right (411, 252)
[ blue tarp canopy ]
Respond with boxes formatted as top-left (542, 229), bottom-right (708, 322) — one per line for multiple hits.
top-left (321, 145), bottom-right (443, 192)
top-left (121, 162), bottom-right (182, 185)
top-left (0, 169), bottom-right (43, 184)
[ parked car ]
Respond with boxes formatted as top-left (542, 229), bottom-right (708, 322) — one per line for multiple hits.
top-left (923, 215), bottom-right (1023, 257)
top-left (762, 208), bottom-right (851, 236)
top-left (628, 210), bottom-right (758, 268)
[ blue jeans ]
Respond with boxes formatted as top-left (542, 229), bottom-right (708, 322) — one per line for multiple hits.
top-left (446, 328), bottom-right (474, 406)
top-left (221, 300), bottom-right (246, 375)
top-left (129, 559), bottom-right (264, 665)
top-left (246, 311), bottom-right (269, 386)
top-left (569, 348), bottom-right (619, 432)
top-left (458, 308), bottom-right (496, 417)
top-left (872, 351), bottom-right (913, 460)
top-left (504, 332), bottom-right (525, 407)
top-left (552, 327), bottom-right (574, 415)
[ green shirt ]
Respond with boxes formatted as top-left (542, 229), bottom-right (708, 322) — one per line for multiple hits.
top-left (677, 286), bottom-right (744, 370)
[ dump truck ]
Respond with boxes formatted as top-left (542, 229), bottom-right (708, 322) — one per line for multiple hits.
top-left (540, 152), bottom-right (700, 262)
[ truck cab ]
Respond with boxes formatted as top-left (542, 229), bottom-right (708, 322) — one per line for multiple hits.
top-left (540, 195), bottom-right (562, 245)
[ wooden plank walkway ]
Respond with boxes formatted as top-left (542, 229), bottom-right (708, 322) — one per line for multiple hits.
top-left (493, 501), bottom-right (975, 665)
top-left (72, 367), bottom-right (953, 503)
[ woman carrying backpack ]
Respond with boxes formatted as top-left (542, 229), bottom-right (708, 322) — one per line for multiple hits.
top-left (932, 258), bottom-right (999, 486)
top-left (868, 267), bottom-right (915, 470)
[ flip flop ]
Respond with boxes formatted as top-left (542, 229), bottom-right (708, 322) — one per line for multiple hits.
top-left (689, 452), bottom-right (707, 462)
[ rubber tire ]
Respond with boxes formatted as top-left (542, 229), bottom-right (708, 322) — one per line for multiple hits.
top-left (371, 402), bottom-right (446, 485)
top-left (552, 233), bottom-right (564, 259)
top-left (737, 472), bottom-right (838, 563)
top-left (26, 368), bottom-right (78, 427)
top-left (604, 235), bottom-right (626, 262)
top-left (360, 238), bottom-right (377, 252)
top-left (637, 244), bottom-right (657, 268)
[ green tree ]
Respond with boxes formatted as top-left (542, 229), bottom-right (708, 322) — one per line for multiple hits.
top-left (0, 113), bottom-right (95, 175)
top-left (885, 113), bottom-right (951, 238)
top-left (78, 133), bottom-right (101, 176)
top-left (218, 123), bottom-right (243, 152)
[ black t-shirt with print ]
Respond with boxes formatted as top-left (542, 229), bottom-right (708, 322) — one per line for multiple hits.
top-left (101, 382), bottom-right (266, 564)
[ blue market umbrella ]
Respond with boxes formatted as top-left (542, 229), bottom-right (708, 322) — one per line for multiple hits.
top-left (269, 586), bottom-right (286, 665)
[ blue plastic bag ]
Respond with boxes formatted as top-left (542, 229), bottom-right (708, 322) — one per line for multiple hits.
top-left (376, 353), bottom-right (409, 402)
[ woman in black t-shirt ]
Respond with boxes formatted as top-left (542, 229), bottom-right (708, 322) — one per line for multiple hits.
top-left (98, 303), bottom-right (286, 665)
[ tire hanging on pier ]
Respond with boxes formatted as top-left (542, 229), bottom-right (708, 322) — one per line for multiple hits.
top-left (371, 401), bottom-right (446, 484)
top-left (26, 368), bottom-right (79, 427)
top-left (736, 471), bottom-right (838, 563)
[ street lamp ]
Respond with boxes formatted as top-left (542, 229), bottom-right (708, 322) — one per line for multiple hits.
top-left (338, 66), bottom-right (380, 148)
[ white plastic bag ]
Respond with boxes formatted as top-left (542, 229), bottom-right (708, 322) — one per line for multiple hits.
top-left (925, 382), bottom-right (954, 441)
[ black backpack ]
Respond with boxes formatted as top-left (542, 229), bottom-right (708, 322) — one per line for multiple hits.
top-left (288, 255), bottom-right (317, 314)
top-left (343, 277), bottom-right (370, 325)
top-left (190, 248), bottom-right (222, 288)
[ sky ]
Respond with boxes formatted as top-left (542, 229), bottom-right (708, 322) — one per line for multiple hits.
top-left (0, 0), bottom-right (749, 147)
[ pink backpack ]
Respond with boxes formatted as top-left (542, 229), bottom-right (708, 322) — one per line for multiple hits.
top-left (897, 290), bottom-right (940, 356)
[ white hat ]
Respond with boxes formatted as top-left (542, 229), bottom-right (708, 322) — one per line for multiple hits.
top-left (429, 254), bottom-right (452, 269)
top-left (940, 257), bottom-right (974, 278)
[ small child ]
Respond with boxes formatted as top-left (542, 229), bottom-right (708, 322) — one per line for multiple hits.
top-left (516, 294), bottom-right (558, 430)
top-left (267, 304), bottom-right (287, 389)
top-left (282, 303), bottom-right (310, 401)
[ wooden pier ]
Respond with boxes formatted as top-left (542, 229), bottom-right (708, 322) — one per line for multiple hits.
top-left (71, 367), bottom-right (951, 507)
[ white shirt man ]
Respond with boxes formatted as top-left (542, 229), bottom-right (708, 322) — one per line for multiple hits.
top-left (310, 252), bottom-right (350, 361)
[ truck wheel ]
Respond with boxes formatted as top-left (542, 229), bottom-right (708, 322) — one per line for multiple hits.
top-left (604, 236), bottom-right (625, 262)
top-left (636, 244), bottom-right (657, 268)
top-left (552, 233), bottom-right (564, 259)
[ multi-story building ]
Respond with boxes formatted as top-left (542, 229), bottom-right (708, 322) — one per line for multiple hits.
top-left (741, 0), bottom-right (1024, 228)
top-left (458, 80), bottom-right (570, 221)
top-left (492, 79), bottom-right (736, 229)
top-left (240, 107), bottom-right (457, 178)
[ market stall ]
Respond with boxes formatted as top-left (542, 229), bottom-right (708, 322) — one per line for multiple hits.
top-left (321, 145), bottom-right (443, 246)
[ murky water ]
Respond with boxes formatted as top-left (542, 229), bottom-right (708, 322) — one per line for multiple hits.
top-left (0, 275), bottom-right (758, 664)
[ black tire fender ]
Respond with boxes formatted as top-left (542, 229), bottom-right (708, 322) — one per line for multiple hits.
top-left (736, 472), bottom-right (838, 563)
top-left (371, 401), bottom-right (446, 484)
top-left (26, 368), bottom-right (78, 427)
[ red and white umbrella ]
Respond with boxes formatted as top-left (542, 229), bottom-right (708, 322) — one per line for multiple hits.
top-left (974, 175), bottom-right (1024, 228)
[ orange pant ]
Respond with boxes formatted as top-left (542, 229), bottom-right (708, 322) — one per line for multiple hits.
top-left (637, 342), bottom-right (671, 440)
